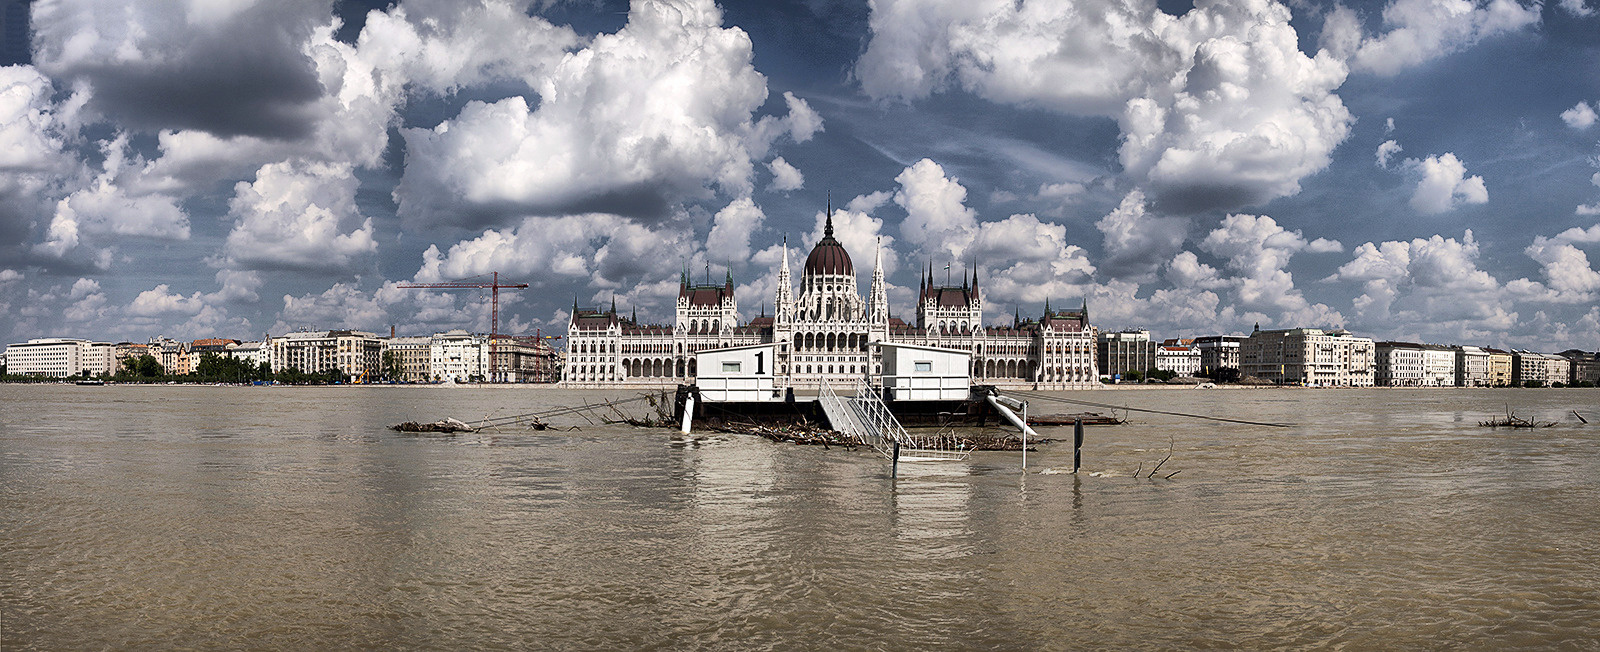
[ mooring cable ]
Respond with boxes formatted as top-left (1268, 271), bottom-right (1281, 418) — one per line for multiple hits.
top-left (1003, 389), bottom-right (1295, 428)
top-left (473, 393), bottom-right (659, 427)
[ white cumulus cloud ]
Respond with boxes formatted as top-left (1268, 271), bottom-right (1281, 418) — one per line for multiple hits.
top-left (1558, 0), bottom-right (1595, 16)
top-left (767, 157), bottom-right (804, 193)
top-left (129, 284), bottom-right (206, 317)
top-left (222, 161), bottom-right (377, 271)
top-left (893, 159), bottom-right (977, 261)
top-left (1324, 0), bottom-right (1541, 77)
top-left (395, 0), bottom-right (818, 227)
top-left (1408, 153), bottom-right (1488, 214)
top-left (858, 0), bottom-right (1354, 212)
top-left (706, 197), bottom-right (766, 265)
top-left (1095, 189), bottom-right (1188, 280)
top-left (1561, 101), bottom-right (1597, 130)
top-left (1376, 139), bottom-right (1403, 168)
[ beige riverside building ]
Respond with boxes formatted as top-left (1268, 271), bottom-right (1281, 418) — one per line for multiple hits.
top-left (562, 208), bottom-right (1099, 389)
top-left (1240, 326), bottom-right (1375, 387)
top-left (383, 336), bottom-right (434, 382)
top-left (1484, 348), bottom-right (1514, 386)
top-left (271, 330), bottom-right (384, 379)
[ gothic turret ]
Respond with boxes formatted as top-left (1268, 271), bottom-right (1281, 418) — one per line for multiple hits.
top-left (868, 237), bottom-right (888, 325)
top-left (774, 235), bottom-right (794, 325)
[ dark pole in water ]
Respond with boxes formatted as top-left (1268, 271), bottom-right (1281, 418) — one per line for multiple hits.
top-left (1073, 417), bottom-right (1084, 474)
top-left (892, 441), bottom-right (901, 479)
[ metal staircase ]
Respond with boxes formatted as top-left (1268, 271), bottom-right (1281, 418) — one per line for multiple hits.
top-left (818, 378), bottom-right (968, 462)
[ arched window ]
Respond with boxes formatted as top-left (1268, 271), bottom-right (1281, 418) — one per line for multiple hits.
top-left (826, 333), bottom-right (836, 352)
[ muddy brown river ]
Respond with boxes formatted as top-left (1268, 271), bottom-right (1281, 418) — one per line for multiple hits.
top-left (3, 384), bottom-right (1598, 649)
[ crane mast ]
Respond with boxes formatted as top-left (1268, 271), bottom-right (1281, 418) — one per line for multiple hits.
top-left (396, 271), bottom-right (530, 382)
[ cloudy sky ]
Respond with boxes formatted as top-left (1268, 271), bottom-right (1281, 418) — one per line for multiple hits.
top-left (1, 0), bottom-right (1597, 350)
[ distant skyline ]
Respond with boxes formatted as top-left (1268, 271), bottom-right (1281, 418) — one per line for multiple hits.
top-left (0, 0), bottom-right (1598, 351)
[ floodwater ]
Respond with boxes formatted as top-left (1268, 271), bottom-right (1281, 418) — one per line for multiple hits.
top-left (2, 384), bottom-right (1598, 649)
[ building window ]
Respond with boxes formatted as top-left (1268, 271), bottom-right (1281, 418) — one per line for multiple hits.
top-left (914, 361), bottom-right (933, 372)
top-left (722, 361), bottom-right (741, 373)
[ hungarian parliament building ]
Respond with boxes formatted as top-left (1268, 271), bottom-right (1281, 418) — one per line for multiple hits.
top-left (561, 210), bottom-right (1100, 389)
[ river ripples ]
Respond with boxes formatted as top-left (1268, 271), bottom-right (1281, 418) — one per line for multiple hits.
top-left (3, 385), bottom-right (1598, 649)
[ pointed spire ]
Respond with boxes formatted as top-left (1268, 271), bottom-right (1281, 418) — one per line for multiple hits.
top-left (823, 203), bottom-right (835, 239)
top-left (726, 268), bottom-right (733, 289)
top-left (610, 295), bottom-right (616, 315)
top-left (972, 264), bottom-right (979, 291)
top-left (631, 305), bottom-right (636, 323)
top-left (1045, 297), bottom-right (1051, 314)
top-left (573, 295), bottom-right (579, 315)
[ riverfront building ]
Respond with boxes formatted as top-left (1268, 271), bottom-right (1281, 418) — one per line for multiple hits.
top-left (1375, 342), bottom-right (1456, 387)
top-left (1240, 326), bottom-right (1375, 387)
top-left (1, 338), bottom-right (114, 377)
top-left (270, 330), bottom-right (385, 380)
top-left (1156, 340), bottom-right (1200, 377)
top-left (428, 329), bottom-right (560, 383)
top-left (1097, 330), bottom-right (1156, 380)
top-left (1454, 345), bottom-right (1493, 386)
top-left (1512, 351), bottom-right (1571, 387)
top-left (562, 209), bottom-right (1099, 389)
top-left (1192, 335), bottom-right (1244, 376)
top-left (384, 336), bottom-right (434, 383)
top-left (1560, 350), bottom-right (1600, 385)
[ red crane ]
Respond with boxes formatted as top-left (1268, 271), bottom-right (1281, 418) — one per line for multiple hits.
top-left (396, 272), bottom-right (529, 382)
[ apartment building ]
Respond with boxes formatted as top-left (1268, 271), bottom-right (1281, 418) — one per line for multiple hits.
top-left (1192, 335), bottom-right (1245, 375)
top-left (1512, 351), bottom-right (1571, 387)
top-left (1240, 326), bottom-right (1375, 387)
top-left (2, 338), bottom-right (114, 377)
top-left (1098, 329), bottom-right (1156, 380)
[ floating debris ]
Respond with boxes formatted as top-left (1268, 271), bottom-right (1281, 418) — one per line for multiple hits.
top-left (1479, 407), bottom-right (1555, 429)
top-left (1028, 411), bottom-right (1125, 426)
top-left (391, 417), bottom-right (476, 433)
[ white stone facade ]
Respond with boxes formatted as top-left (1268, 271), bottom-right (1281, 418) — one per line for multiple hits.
top-left (2, 338), bottom-right (114, 378)
top-left (1156, 345), bottom-right (1200, 377)
top-left (562, 209), bottom-right (1099, 389)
